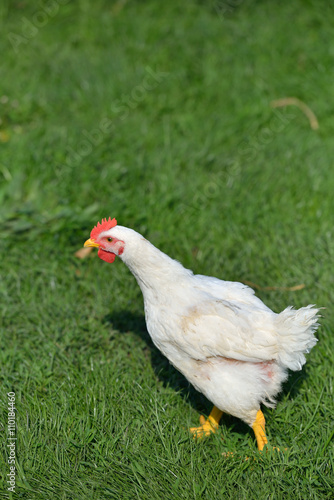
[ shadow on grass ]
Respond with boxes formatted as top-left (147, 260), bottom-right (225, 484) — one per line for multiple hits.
top-left (103, 310), bottom-right (212, 415)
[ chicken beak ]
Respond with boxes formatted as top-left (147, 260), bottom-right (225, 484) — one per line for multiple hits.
top-left (84, 238), bottom-right (100, 248)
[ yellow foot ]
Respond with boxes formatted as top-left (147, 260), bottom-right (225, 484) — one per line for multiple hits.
top-left (252, 409), bottom-right (268, 451)
top-left (252, 410), bottom-right (287, 453)
top-left (189, 406), bottom-right (223, 439)
top-left (190, 415), bottom-right (218, 438)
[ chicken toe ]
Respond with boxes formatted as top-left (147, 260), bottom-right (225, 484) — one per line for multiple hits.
top-left (252, 410), bottom-right (268, 451)
top-left (190, 406), bottom-right (223, 438)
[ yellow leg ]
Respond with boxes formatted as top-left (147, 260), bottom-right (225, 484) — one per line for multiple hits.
top-left (190, 406), bottom-right (223, 438)
top-left (252, 409), bottom-right (268, 451)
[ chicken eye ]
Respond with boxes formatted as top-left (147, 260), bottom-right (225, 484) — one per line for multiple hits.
top-left (107, 237), bottom-right (113, 242)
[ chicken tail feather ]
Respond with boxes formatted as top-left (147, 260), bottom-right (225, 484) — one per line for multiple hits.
top-left (276, 305), bottom-right (320, 371)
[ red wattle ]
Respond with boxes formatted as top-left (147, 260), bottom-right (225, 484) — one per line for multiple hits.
top-left (98, 248), bottom-right (116, 263)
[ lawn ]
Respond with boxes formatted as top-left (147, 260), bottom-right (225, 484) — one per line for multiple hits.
top-left (0, 0), bottom-right (333, 498)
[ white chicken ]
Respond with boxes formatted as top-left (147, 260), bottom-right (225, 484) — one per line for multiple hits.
top-left (84, 217), bottom-right (319, 451)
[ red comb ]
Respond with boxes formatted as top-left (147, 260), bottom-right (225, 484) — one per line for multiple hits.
top-left (90, 217), bottom-right (117, 240)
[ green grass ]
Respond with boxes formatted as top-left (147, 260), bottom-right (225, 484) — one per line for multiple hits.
top-left (0, 0), bottom-right (333, 498)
